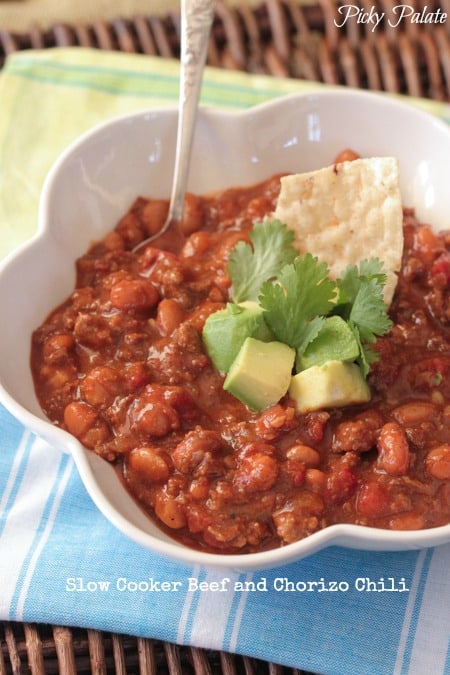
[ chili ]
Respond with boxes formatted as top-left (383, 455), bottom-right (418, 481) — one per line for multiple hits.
top-left (31, 174), bottom-right (450, 553)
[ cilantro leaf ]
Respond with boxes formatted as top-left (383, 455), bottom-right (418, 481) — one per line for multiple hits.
top-left (349, 277), bottom-right (392, 342)
top-left (336, 259), bottom-right (392, 341)
top-left (335, 260), bottom-right (392, 378)
top-left (336, 258), bottom-right (387, 309)
top-left (348, 321), bottom-right (380, 378)
top-left (228, 220), bottom-right (297, 303)
top-left (259, 253), bottom-right (337, 350)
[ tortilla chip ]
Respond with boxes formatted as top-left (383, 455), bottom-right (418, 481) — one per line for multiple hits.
top-left (274, 157), bottom-right (404, 304)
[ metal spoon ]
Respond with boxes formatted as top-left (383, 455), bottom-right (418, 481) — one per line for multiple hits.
top-left (134, 0), bottom-right (215, 250)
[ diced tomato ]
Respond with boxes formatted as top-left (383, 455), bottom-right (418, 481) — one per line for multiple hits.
top-left (356, 481), bottom-right (391, 517)
top-left (431, 251), bottom-right (450, 285)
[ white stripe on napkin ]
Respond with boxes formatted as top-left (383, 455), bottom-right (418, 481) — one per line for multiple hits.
top-left (0, 434), bottom-right (68, 617)
top-left (13, 452), bottom-right (73, 620)
top-left (404, 545), bottom-right (450, 674)
top-left (394, 548), bottom-right (429, 674)
top-left (0, 429), bottom-right (32, 522)
top-left (226, 574), bottom-right (251, 654)
top-left (177, 563), bottom-right (202, 643)
top-left (178, 568), bottom-right (245, 649)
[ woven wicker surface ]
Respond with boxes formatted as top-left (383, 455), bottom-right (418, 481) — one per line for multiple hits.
top-left (0, 621), bottom-right (314, 674)
top-left (0, 0), bottom-right (449, 100)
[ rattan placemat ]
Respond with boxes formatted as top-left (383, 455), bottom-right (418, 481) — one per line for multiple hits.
top-left (1, 621), bottom-right (315, 674)
top-left (0, 0), bottom-right (449, 100)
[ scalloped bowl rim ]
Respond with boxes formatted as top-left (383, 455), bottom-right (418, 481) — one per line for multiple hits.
top-left (1, 88), bottom-right (450, 571)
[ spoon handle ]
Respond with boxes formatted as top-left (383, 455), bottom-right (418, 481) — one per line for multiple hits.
top-left (168, 0), bottom-right (215, 224)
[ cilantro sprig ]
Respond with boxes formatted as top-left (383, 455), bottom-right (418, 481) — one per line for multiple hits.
top-left (335, 260), bottom-right (393, 376)
top-left (259, 254), bottom-right (336, 352)
top-left (229, 219), bottom-right (297, 303)
top-left (225, 219), bottom-right (392, 379)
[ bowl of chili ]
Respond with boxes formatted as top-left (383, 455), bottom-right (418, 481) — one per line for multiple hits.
top-left (1, 89), bottom-right (450, 570)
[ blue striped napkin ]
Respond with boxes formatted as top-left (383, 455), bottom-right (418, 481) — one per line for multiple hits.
top-left (0, 48), bottom-right (449, 674)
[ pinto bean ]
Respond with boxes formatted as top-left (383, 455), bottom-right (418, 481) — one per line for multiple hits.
top-left (189, 477), bottom-right (210, 501)
top-left (392, 401), bottom-right (437, 425)
top-left (63, 401), bottom-right (110, 449)
top-left (377, 422), bottom-right (410, 476)
top-left (140, 199), bottom-right (169, 237)
top-left (129, 446), bottom-right (171, 483)
top-left (154, 492), bottom-right (187, 529)
top-left (286, 444), bottom-right (321, 468)
top-left (110, 278), bottom-right (159, 313)
top-left (425, 444), bottom-right (450, 480)
top-left (64, 401), bottom-right (97, 438)
top-left (304, 468), bottom-right (327, 493)
top-left (233, 453), bottom-right (278, 493)
top-left (156, 298), bottom-right (186, 336)
top-left (129, 387), bottom-right (181, 438)
top-left (181, 231), bottom-right (211, 258)
top-left (131, 402), bottom-right (179, 438)
top-left (80, 366), bottom-right (123, 407)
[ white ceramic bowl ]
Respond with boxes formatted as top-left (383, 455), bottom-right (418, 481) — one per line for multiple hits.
top-left (1, 88), bottom-right (450, 571)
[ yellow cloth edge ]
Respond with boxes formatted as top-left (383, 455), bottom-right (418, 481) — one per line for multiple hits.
top-left (0, 48), bottom-right (324, 258)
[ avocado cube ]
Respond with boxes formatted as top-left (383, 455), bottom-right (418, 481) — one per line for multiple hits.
top-left (296, 315), bottom-right (360, 371)
top-left (202, 302), bottom-right (273, 373)
top-left (289, 360), bottom-right (371, 414)
top-left (224, 337), bottom-right (295, 411)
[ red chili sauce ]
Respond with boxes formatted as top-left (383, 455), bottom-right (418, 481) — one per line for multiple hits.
top-left (31, 170), bottom-right (450, 554)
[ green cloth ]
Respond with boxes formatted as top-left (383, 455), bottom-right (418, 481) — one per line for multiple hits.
top-left (0, 47), bottom-right (448, 259)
